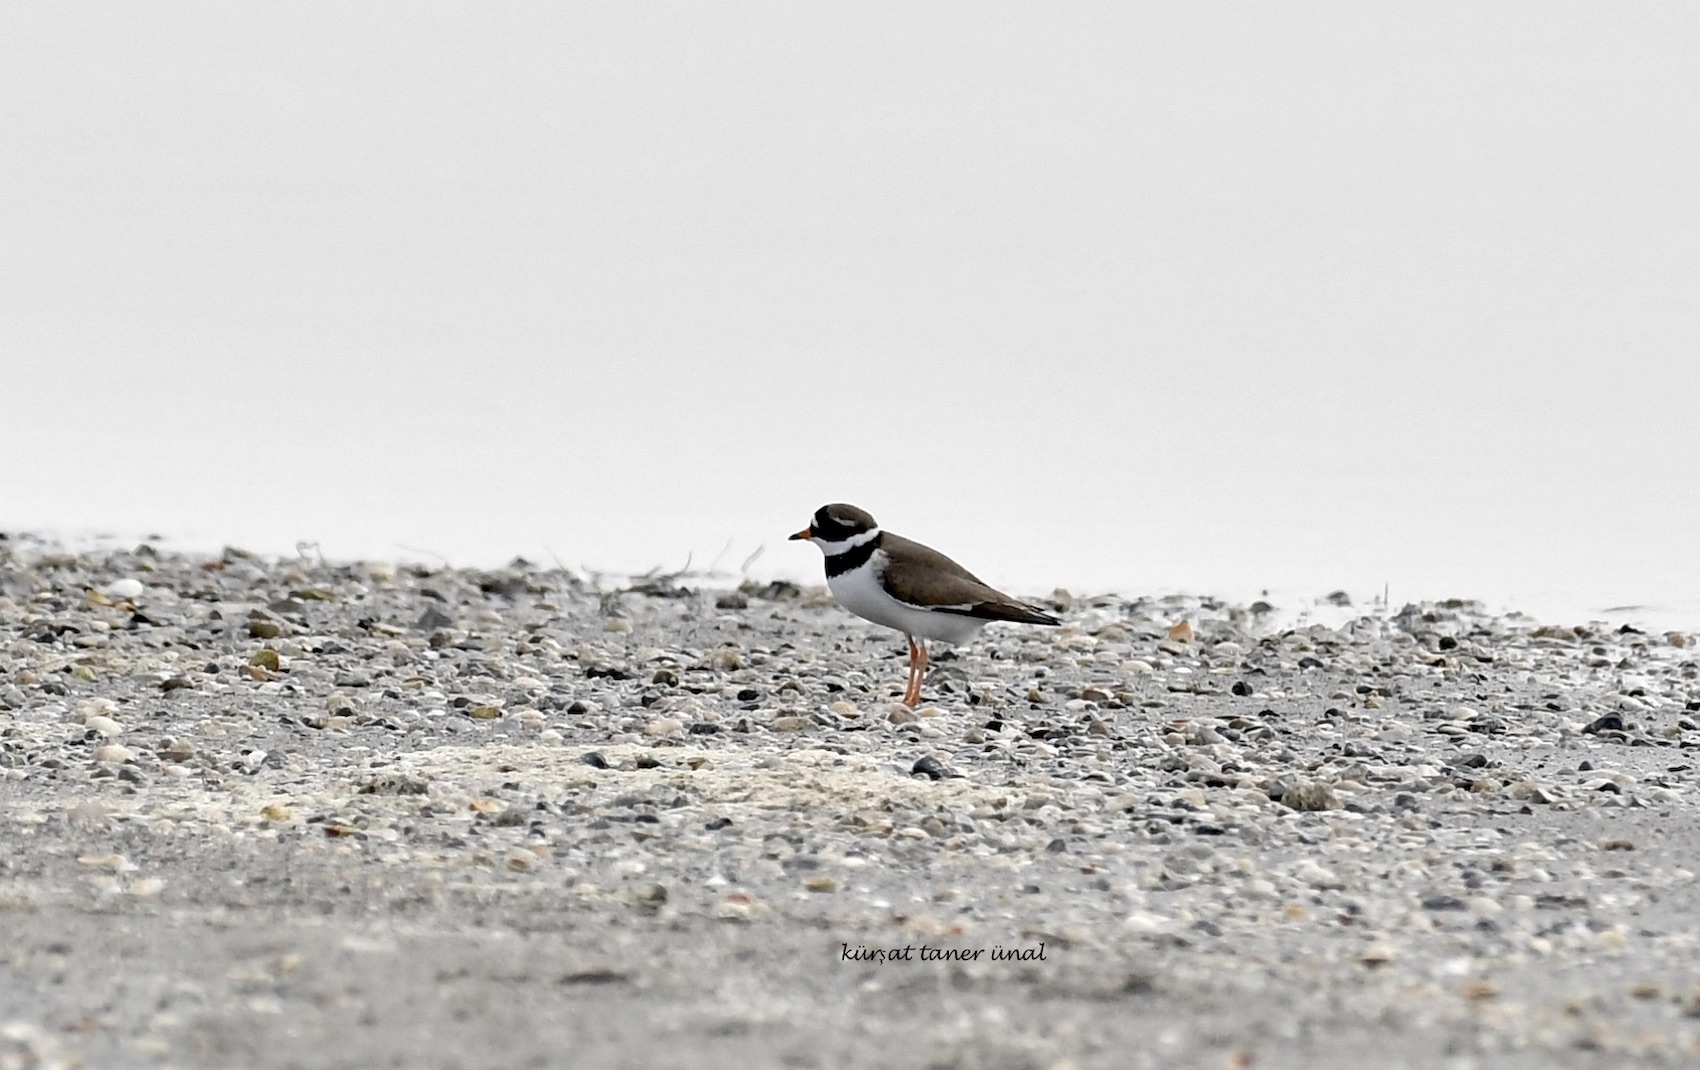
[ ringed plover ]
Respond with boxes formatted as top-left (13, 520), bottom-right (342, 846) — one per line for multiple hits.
top-left (790, 503), bottom-right (1060, 707)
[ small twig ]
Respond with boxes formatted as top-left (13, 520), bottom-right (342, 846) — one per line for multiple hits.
top-left (394, 543), bottom-right (453, 568)
top-left (708, 538), bottom-right (734, 575)
top-left (542, 543), bottom-right (569, 573)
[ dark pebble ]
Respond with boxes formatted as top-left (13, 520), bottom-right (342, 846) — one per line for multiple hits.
top-left (746, 580), bottom-right (801, 602)
top-left (559, 968), bottom-right (630, 985)
top-left (416, 607), bottom-right (454, 631)
top-left (1535, 894), bottom-right (1589, 909)
top-left (1421, 895), bottom-right (1468, 911)
top-left (911, 756), bottom-right (955, 780)
top-left (359, 773), bottom-right (429, 796)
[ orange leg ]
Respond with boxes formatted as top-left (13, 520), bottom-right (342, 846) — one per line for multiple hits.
top-left (902, 635), bottom-right (929, 707)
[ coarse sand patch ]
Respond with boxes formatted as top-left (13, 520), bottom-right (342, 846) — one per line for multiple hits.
top-left (3, 535), bottom-right (1699, 1068)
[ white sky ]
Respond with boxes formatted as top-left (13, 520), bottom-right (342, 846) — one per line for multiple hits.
top-left (3, 4), bottom-right (1697, 624)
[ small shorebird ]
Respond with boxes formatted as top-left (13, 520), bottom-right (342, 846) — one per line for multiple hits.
top-left (790, 503), bottom-right (1060, 707)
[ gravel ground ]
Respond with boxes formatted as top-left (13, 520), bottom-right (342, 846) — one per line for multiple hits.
top-left (3, 533), bottom-right (1699, 1069)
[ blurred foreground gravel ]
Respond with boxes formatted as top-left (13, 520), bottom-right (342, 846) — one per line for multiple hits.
top-left (3, 534), bottom-right (1699, 1069)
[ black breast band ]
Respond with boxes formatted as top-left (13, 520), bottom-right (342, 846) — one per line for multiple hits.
top-left (825, 533), bottom-right (882, 578)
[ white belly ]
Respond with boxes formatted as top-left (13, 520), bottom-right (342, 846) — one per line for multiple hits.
top-left (827, 557), bottom-right (987, 645)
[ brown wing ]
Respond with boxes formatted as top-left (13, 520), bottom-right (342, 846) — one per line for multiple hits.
top-left (880, 533), bottom-right (1061, 626)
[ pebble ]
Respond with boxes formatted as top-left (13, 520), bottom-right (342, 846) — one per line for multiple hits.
top-left (77, 853), bottom-right (137, 873)
top-left (703, 649), bottom-right (743, 671)
top-left (2, 538), bottom-right (1697, 1066)
top-left (1281, 781), bottom-right (1340, 812)
top-left (101, 578), bottom-right (145, 600)
top-left (911, 756), bottom-right (956, 780)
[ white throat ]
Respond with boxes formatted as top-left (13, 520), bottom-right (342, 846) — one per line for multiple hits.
top-left (818, 526), bottom-right (882, 556)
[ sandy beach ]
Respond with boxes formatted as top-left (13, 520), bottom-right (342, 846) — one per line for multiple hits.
top-left (2, 533), bottom-right (1698, 1069)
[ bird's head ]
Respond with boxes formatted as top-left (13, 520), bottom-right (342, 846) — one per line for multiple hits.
top-left (789, 503), bottom-right (880, 555)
